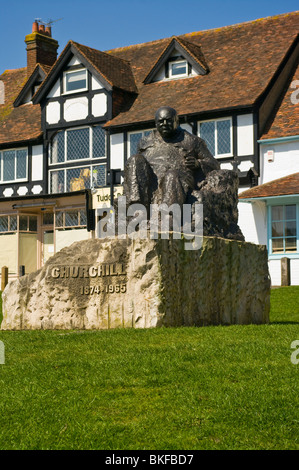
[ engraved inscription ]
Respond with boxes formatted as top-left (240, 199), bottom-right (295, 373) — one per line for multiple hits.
top-left (50, 263), bottom-right (126, 279)
top-left (49, 262), bottom-right (127, 296)
top-left (80, 284), bottom-right (127, 295)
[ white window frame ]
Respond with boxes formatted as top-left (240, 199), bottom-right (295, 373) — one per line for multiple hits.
top-left (0, 147), bottom-right (28, 183)
top-left (128, 129), bottom-right (154, 157)
top-left (198, 117), bottom-right (233, 158)
top-left (49, 162), bottom-right (107, 194)
top-left (49, 126), bottom-right (106, 166)
top-left (169, 59), bottom-right (188, 78)
top-left (63, 68), bottom-right (88, 95)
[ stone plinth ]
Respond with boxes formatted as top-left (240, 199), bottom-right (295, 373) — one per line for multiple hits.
top-left (1, 235), bottom-right (270, 330)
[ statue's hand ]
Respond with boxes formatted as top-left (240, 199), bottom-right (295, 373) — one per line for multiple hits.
top-left (185, 155), bottom-right (199, 170)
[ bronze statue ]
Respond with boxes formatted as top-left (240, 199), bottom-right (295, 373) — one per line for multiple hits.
top-left (123, 106), bottom-right (244, 241)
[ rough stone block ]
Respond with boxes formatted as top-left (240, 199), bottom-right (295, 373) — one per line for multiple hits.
top-left (1, 236), bottom-right (270, 330)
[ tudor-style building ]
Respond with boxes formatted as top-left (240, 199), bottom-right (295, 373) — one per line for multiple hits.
top-left (0, 12), bottom-right (298, 284)
top-left (239, 62), bottom-right (299, 286)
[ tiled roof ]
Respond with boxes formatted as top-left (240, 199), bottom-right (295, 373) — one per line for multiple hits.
top-left (0, 67), bottom-right (42, 146)
top-left (104, 11), bottom-right (299, 128)
top-left (261, 64), bottom-right (299, 140)
top-left (239, 172), bottom-right (299, 199)
top-left (72, 41), bottom-right (137, 94)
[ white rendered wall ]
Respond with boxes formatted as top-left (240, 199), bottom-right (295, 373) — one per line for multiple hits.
top-left (56, 228), bottom-right (90, 253)
top-left (237, 114), bottom-right (254, 156)
top-left (92, 93), bottom-right (107, 117)
top-left (238, 200), bottom-right (267, 246)
top-left (269, 258), bottom-right (299, 286)
top-left (47, 80), bottom-right (60, 98)
top-left (260, 140), bottom-right (299, 184)
top-left (268, 259), bottom-right (281, 286)
top-left (31, 145), bottom-right (43, 181)
top-left (110, 133), bottom-right (124, 171)
top-left (64, 97), bottom-right (89, 122)
top-left (46, 101), bottom-right (60, 125)
top-left (290, 259), bottom-right (299, 285)
top-left (92, 75), bottom-right (104, 90)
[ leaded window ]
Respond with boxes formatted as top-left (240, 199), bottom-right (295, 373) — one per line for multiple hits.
top-left (50, 126), bottom-right (105, 164)
top-left (0, 148), bottom-right (28, 182)
top-left (0, 215), bottom-right (37, 233)
top-left (49, 163), bottom-right (106, 194)
top-left (128, 130), bottom-right (153, 157)
top-left (198, 118), bottom-right (232, 157)
top-left (55, 209), bottom-right (87, 229)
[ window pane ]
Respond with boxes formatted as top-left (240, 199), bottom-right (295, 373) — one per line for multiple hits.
top-left (0, 216), bottom-right (9, 232)
top-left (29, 216), bottom-right (37, 232)
top-left (50, 170), bottom-right (65, 194)
top-left (92, 165), bottom-right (106, 188)
top-left (285, 221), bottom-right (296, 237)
top-left (272, 238), bottom-right (284, 253)
top-left (272, 221), bottom-right (283, 237)
top-left (3, 150), bottom-right (15, 181)
top-left (67, 166), bottom-right (90, 192)
top-left (217, 120), bottom-right (231, 154)
top-left (10, 215), bottom-right (17, 231)
top-left (65, 70), bottom-right (87, 92)
top-left (171, 61), bottom-right (187, 76)
top-left (43, 213), bottom-right (54, 225)
top-left (200, 122), bottom-right (215, 156)
top-left (129, 132), bottom-right (142, 156)
top-left (93, 126), bottom-right (105, 158)
top-left (67, 128), bottom-right (90, 161)
top-left (19, 215), bottom-right (28, 231)
top-left (16, 149), bottom-right (27, 179)
top-left (51, 132), bottom-right (65, 164)
top-left (286, 205), bottom-right (296, 220)
top-left (272, 206), bottom-right (283, 221)
top-left (55, 212), bottom-right (63, 227)
top-left (285, 238), bottom-right (297, 251)
top-left (79, 209), bottom-right (87, 226)
top-left (65, 211), bottom-right (78, 227)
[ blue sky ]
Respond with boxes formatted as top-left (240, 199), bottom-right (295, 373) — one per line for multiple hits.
top-left (0, 0), bottom-right (298, 71)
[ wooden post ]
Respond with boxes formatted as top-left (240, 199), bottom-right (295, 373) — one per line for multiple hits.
top-left (1, 266), bottom-right (8, 291)
top-left (281, 257), bottom-right (290, 286)
top-left (19, 265), bottom-right (25, 277)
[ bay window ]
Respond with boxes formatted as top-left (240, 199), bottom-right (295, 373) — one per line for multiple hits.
top-left (50, 125), bottom-right (105, 164)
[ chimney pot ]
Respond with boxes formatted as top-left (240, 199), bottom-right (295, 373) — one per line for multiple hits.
top-left (25, 22), bottom-right (58, 76)
top-left (32, 21), bottom-right (39, 33)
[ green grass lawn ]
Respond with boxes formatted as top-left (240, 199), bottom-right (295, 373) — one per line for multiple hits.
top-left (0, 287), bottom-right (298, 450)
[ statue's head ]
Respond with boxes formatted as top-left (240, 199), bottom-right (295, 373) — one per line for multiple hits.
top-left (155, 106), bottom-right (179, 138)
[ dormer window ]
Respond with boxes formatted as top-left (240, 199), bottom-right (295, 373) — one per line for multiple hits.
top-left (169, 59), bottom-right (188, 78)
top-left (64, 68), bottom-right (88, 94)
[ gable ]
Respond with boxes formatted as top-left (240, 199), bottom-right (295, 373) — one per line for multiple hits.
top-left (13, 64), bottom-right (49, 107)
top-left (143, 37), bottom-right (208, 84)
top-left (46, 55), bottom-right (106, 99)
top-left (33, 41), bottom-right (137, 105)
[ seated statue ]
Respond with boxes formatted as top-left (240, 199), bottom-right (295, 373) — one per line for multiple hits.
top-left (123, 106), bottom-right (244, 241)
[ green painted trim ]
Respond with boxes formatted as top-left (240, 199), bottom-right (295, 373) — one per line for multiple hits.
top-left (239, 194), bottom-right (299, 202)
top-left (258, 135), bottom-right (299, 145)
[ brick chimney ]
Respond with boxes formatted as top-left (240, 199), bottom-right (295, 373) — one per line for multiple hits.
top-left (25, 21), bottom-right (59, 77)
